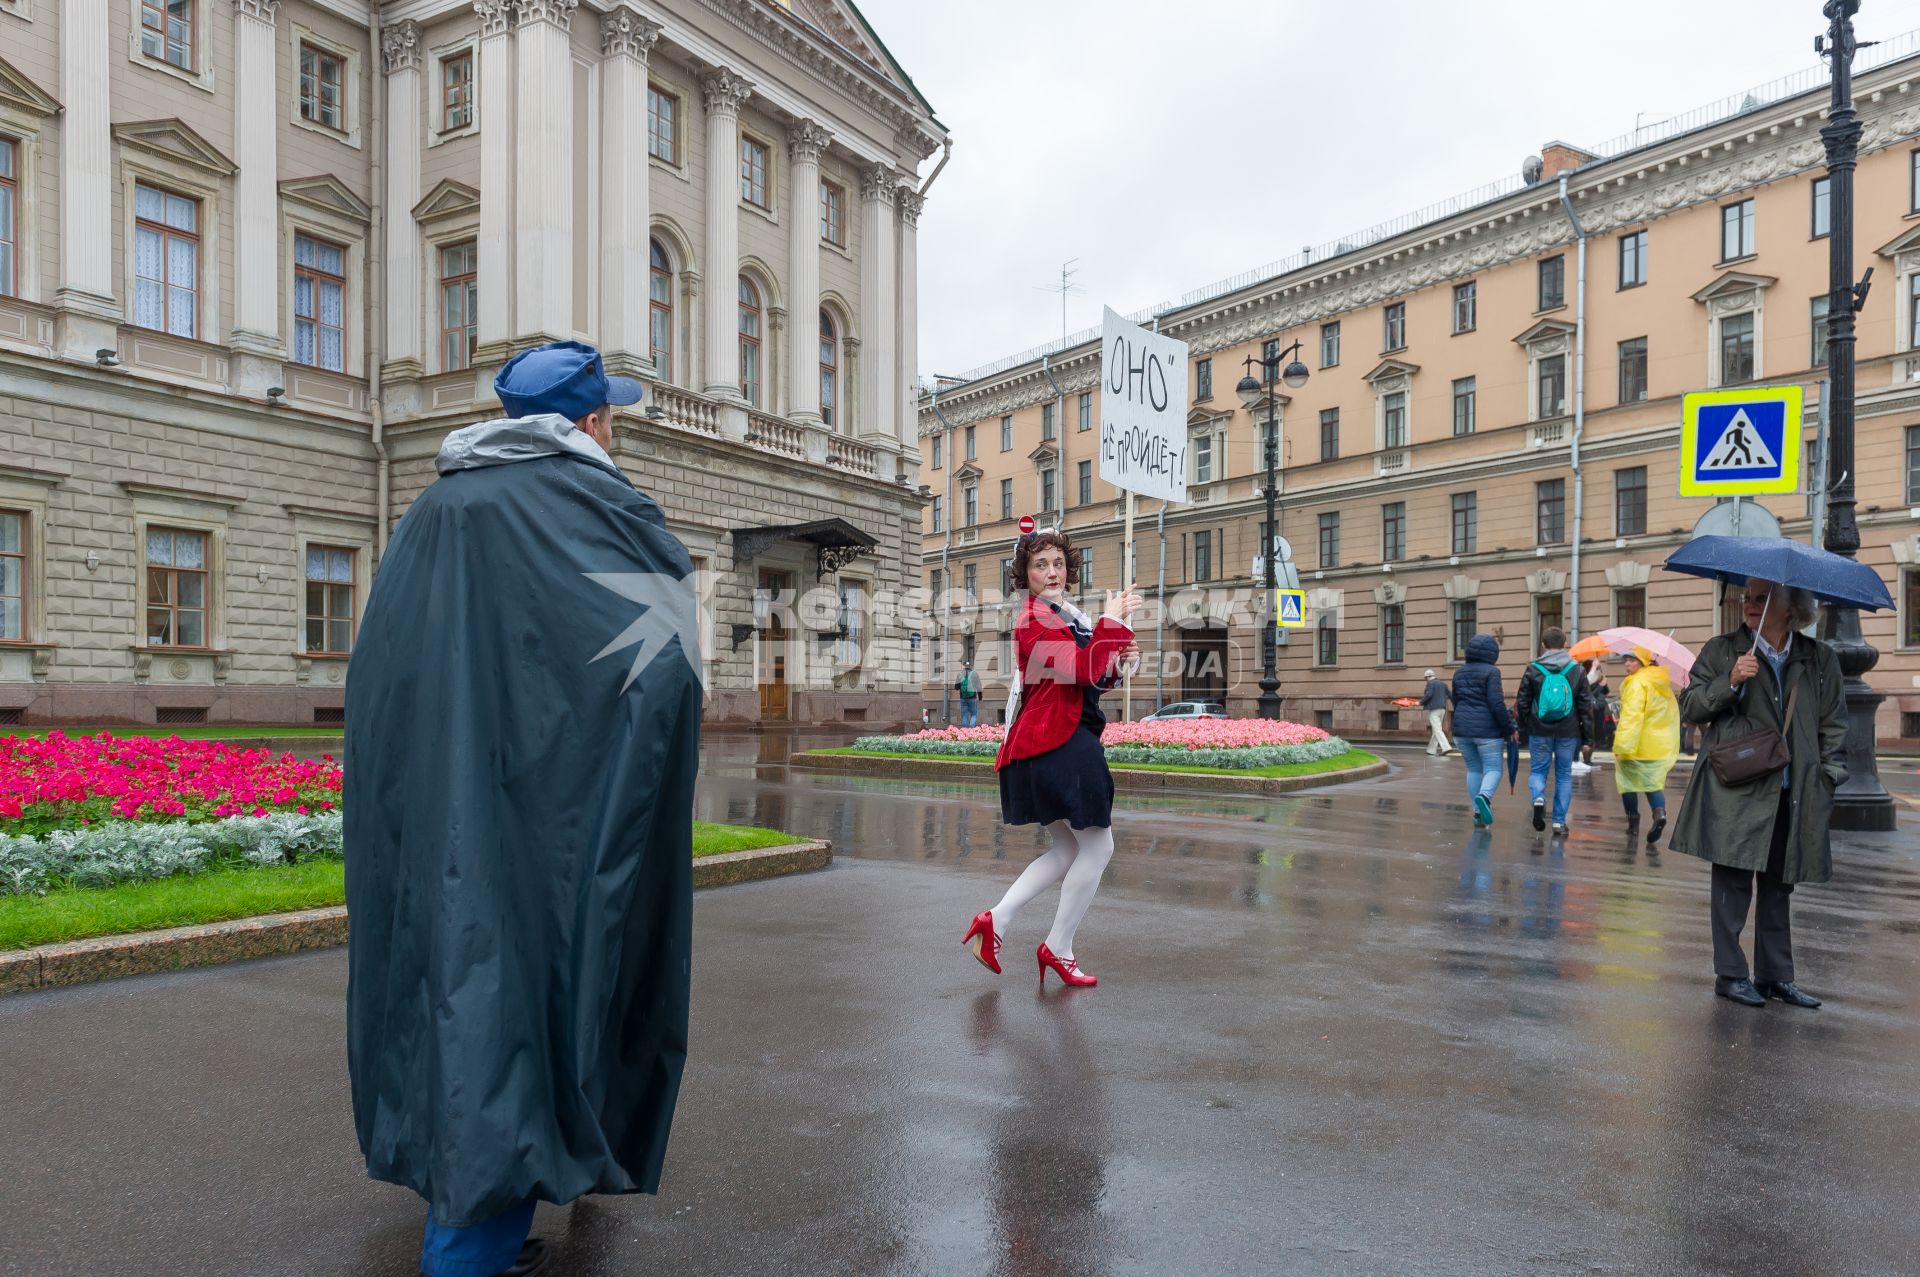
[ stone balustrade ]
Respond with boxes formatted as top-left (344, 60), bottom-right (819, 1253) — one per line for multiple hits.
top-left (650, 382), bottom-right (720, 434)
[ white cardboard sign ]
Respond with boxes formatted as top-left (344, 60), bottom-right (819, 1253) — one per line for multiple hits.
top-left (1097, 306), bottom-right (1190, 504)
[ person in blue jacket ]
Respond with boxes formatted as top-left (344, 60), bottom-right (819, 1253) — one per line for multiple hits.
top-left (1450, 632), bottom-right (1517, 826)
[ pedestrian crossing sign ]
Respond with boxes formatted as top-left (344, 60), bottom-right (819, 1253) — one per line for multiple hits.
top-left (1276, 589), bottom-right (1306, 628)
top-left (1679, 386), bottom-right (1802, 496)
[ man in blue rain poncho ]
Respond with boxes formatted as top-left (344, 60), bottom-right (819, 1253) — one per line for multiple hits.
top-left (345, 342), bottom-right (702, 1277)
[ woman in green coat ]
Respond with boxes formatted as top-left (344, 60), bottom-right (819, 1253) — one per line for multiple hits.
top-left (1670, 578), bottom-right (1848, 1011)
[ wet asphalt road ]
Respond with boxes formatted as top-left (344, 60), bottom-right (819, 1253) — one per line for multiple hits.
top-left (4, 739), bottom-right (1920, 1277)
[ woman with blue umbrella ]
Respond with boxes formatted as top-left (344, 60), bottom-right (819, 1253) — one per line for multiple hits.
top-left (1662, 536), bottom-right (1887, 1011)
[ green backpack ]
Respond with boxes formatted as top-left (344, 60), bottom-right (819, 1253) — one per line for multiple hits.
top-left (1531, 660), bottom-right (1574, 723)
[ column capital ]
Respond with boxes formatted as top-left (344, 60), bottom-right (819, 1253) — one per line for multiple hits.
top-left (700, 67), bottom-right (754, 116)
top-left (382, 20), bottom-right (422, 74)
top-left (599, 5), bottom-right (661, 60)
top-left (897, 188), bottom-right (925, 227)
top-left (859, 164), bottom-right (898, 204)
top-left (474, 0), bottom-right (514, 37)
top-left (787, 119), bottom-right (832, 164)
top-left (513, 0), bottom-right (577, 31)
top-left (233, 0), bottom-right (279, 25)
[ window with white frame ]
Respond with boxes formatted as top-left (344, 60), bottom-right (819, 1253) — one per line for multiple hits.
top-left (1811, 295), bottom-right (1830, 370)
top-left (964, 483), bottom-right (978, 527)
top-left (1619, 336), bottom-right (1648, 402)
top-left (1320, 321), bottom-right (1340, 367)
top-left (837, 580), bottom-right (866, 668)
top-left (1719, 311), bottom-right (1756, 385)
top-left (1811, 176), bottom-right (1831, 239)
top-left (1452, 281), bottom-right (1476, 334)
top-left (1076, 460), bottom-right (1091, 507)
top-left (0, 139), bottom-right (14, 297)
top-left (0, 510), bottom-right (24, 640)
top-left (1721, 199), bottom-right (1756, 261)
top-left (140, 0), bottom-right (193, 71)
top-left (442, 50), bottom-right (474, 132)
top-left (1909, 272), bottom-right (1920, 351)
top-left (930, 495), bottom-right (942, 533)
top-left (1078, 392), bottom-right (1091, 432)
top-left (1382, 391), bottom-right (1407, 447)
top-left (1536, 354), bottom-right (1567, 418)
top-left (305, 545), bottom-right (356, 653)
top-left (820, 179), bottom-right (845, 246)
top-left (740, 136), bottom-right (770, 209)
top-left (1195, 433), bottom-right (1214, 484)
top-left (293, 234), bottom-right (347, 371)
top-left (1452, 376), bottom-right (1475, 435)
top-left (1000, 415), bottom-right (1012, 451)
top-left (1383, 302), bottom-right (1406, 352)
top-left (133, 183), bottom-right (198, 338)
top-left (1000, 477), bottom-right (1013, 520)
top-left (1041, 469), bottom-right (1056, 513)
top-left (298, 43), bottom-right (345, 132)
top-left (648, 84), bottom-right (678, 163)
top-left (145, 527), bottom-right (208, 647)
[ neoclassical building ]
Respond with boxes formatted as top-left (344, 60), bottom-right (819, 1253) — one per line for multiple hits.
top-left (0, 0), bottom-right (944, 726)
top-left (920, 42), bottom-right (1920, 746)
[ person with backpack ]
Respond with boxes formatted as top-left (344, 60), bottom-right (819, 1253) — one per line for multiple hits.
top-left (1517, 626), bottom-right (1593, 836)
top-left (955, 660), bottom-right (981, 728)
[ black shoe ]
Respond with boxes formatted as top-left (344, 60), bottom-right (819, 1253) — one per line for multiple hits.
top-left (1625, 815), bottom-right (1640, 839)
top-left (1758, 980), bottom-right (1822, 1009)
top-left (1532, 802), bottom-right (1546, 831)
top-left (1646, 816), bottom-right (1666, 846)
top-left (1552, 821), bottom-right (1569, 836)
top-left (498, 1240), bottom-right (552, 1277)
top-left (1715, 976), bottom-right (1767, 1007)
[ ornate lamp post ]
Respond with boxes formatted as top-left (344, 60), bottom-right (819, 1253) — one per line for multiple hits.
top-left (1237, 341), bottom-right (1309, 719)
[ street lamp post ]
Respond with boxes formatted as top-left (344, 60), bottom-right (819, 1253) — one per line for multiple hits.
top-left (1238, 341), bottom-right (1309, 720)
top-left (1817, 0), bottom-right (1896, 831)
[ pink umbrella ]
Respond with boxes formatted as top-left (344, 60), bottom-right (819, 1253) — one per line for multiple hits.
top-left (1569, 627), bottom-right (1696, 687)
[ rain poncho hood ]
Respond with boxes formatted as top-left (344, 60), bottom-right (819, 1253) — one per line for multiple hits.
top-left (346, 413), bottom-right (701, 1226)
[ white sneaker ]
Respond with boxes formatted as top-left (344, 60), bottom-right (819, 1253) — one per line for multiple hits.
top-left (1571, 761), bottom-right (1592, 774)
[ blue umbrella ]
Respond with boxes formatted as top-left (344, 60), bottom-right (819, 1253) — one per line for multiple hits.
top-left (1505, 735), bottom-right (1520, 792)
top-left (1662, 535), bottom-right (1894, 612)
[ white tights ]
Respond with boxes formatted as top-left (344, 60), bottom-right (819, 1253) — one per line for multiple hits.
top-left (989, 821), bottom-right (1116, 961)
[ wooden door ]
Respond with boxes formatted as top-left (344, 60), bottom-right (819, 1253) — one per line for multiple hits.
top-left (757, 570), bottom-right (792, 721)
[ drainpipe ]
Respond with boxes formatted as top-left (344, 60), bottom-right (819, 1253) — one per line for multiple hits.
top-left (1040, 354), bottom-right (1064, 534)
top-left (931, 387), bottom-right (955, 724)
top-left (1558, 172), bottom-right (1587, 636)
top-left (367, 10), bottom-right (391, 564)
top-left (916, 137), bottom-right (952, 198)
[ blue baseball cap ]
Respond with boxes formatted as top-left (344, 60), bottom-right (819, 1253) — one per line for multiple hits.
top-left (493, 340), bottom-right (644, 421)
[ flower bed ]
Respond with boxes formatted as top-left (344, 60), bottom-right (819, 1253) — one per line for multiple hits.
top-left (851, 719), bottom-right (1351, 770)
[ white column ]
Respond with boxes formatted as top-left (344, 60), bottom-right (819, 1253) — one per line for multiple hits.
top-left (895, 187), bottom-right (923, 453)
top-left (381, 20), bottom-right (423, 376)
top-left (598, 6), bottom-right (659, 376)
top-left (512, 0), bottom-right (577, 344)
top-left (473, 0), bottom-right (515, 361)
top-left (857, 164), bottom-right (896, 441)
top-left (700, 68), bottom-right (752, 400)
top-left (230, 0), bottom-right (283, 364)
top-left (785, 120), bottom-right (830, 425)
top-left (55, 0), bottom-right (119, 357)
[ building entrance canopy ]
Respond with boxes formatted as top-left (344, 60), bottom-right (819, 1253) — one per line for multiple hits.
top-left (732, 518), bottom-right (878, 581)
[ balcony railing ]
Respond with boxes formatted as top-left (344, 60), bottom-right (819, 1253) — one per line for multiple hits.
top-left (1532, 420), bottom-right (1568, 448)
top-left (650, 382), bottom-right (719, 435)
top-left (746, 410), bottom-right (806, 457)
top-left (827, 434), bottom-right (879, 477)
top-left (643, 383), bottom-right (888, 479)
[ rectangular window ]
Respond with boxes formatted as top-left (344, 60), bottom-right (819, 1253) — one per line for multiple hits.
top-left (145, 527), bottom-right (208, 648)
top-left (1041, 470), bottom-right (1056, 513)
top-left (1615, 465), bottom-right (1648, 537)
top-left (1618, 336), bottom-right (1648, 403)
top-left (1911, 273), bottom-right (1920, 352)
top-left (442, 51), bottom-right (474, 132)
top-left (1380, 604), bottom-right (1404, 665)
top-left (1260, 417), bottom-right (1277, 464)
top-left (1316, 615), bottom-right (1338, 667)
top-left (964, 485), bottom-right (977, 527)
top-left (963, 563), bottom-right (977, 600)
top-left (1537, 478), bottom-right (1566, 544)
top-left (304, 545), bottom-right (355, 654)
top-left (1619, 229), bottom-right (1648, 288)
top-left (1000, 477), bottom-right (1013, 520)
top-left (1720, 312), bottom-right (1756, 384)
top-left (1078, 392), bottom-right (1092, 432)
top-left (1721, 199), bottom-right (1756, 261)
top-left (1537, 354), bottom-right (1566, 418)
top-left (1000, 415), bottom-right (1013, 452)
top-left (838, 581), bottom-right (866, 667)
top-left (1614, 586), bottom-right (1647, 630)
top-left (440, 242), bottom-right (477, 372)
top-left (1383, 302), bottom-right (1406, 352)
top-left (1452, 281), bottom-right (1476, 334)
top-left (1318, 511), bottom-right (1341, 569)
top-left (1811, 176), bottom-right (1831, 239)
top-left (1913, 150), bottom-right (1920, 213)
top-left (1194, 529), bottom-right (1212, 582)
top-left (294, 235), bottom-right (347, 371)
top-left (1383, 391), bottom-right (1407, 448)
top-left (140, 0), bottom-right (193, 70)
top-left (1195, 358), bottom-right (1212, 401)
top-left (133, 183), bottom-right (198, 339)
top-left (1452, 377), bottom-right (1476, 436)
top-left (1450, 600), bottom-right (1476, 662)
top-left (1535, 593), bottom-right (1564, 645)
top-left (1080, 551), bottom-right (1094, 594)
top-left (929, 567), bottom-right (942, 598)
top-left (1262, 338), bottom-right (1279, 367)
top-left (0, 510), bottom-right (23, 639)
top-left (1077, 460), bottom-right (1092, 507)
top-left (963, 424), bottom-right (976, 461)
top-left (739, 137), bottom-right (769, 208)
top-left (1906, 425), bottom-right (1920, 505)
top-left (1320, 321), bottom-right (1341, 368)
top-left (1381, 501), bottom-right (1405, 562)
top-left (647, 85), bottom-right (678, 163)
top-left (1451, 492), bottom-right (1477, 555)
top-left (1812, 296), bottom-right (1831, 369)
top-left (0, 140), bottom-right (15, 297)
top-left (819, 179), bottom-right (845, 246)
top-left (1195, 434), bottom-right (1213, 484)
top-left (1538, 255), bottom-right (1565, 310)
top-left (1041, 403), bottom-right (1055, 440)
top-left (1907, 569), bottom-right (1920, 648)
top-left (1319, 408), bottom-right (1339, 462)
top-left (931, 434), bottom-right (943, 469)
top-left (930, 496), bottom-right (942, 533)
top-left (298, 43), bottom-right (345, 132)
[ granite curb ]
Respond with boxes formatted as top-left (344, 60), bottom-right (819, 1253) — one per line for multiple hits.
top-left (0, 840), bottom-right (832, 997)
top-left (792, 752), bottom-right (1390, 796)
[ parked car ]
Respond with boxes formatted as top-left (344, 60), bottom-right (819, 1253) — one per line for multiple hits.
top-left (1144, 701), bottom-right (1229, 721)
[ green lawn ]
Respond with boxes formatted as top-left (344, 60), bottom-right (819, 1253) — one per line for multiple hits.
top-left (808, 746), bottom-right (1382, 780)
top-left (1, 821), bottom-right (804, 950)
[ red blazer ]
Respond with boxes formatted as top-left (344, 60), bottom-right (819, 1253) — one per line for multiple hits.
top-left (994, 595), bottom-right (1132, 770)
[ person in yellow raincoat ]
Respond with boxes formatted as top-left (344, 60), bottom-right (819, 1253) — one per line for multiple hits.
top-left (1612, 647), bottom-right (1681, 846)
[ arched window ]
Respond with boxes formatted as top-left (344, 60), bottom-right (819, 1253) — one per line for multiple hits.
top-left (737, 275), bottom-right (762, 406)
top-left (648, 238), bottom-right (673, 381)
top-left (819, 309), bottom-right (838, 430)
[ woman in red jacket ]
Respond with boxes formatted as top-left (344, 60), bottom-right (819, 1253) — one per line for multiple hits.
top-left (962, 531), bottom-right (1140, 987)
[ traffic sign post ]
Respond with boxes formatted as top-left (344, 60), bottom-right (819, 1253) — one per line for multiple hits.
top-left (1678, 386), bottom-right (1803, 497)
top-left (1276, 589), bottom-right (1306, 629)
top-left (1018, 514), bottom-right (1035, 535)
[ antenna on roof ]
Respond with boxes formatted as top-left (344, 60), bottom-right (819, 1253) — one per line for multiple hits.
top-left (1036, 258), bottom-right (1084, 346)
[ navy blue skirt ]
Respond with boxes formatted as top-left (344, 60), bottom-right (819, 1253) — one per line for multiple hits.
top-left (999, 726), bottom-right (1114, 830)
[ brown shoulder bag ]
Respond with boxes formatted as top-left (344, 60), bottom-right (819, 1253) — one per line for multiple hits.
top-left (1706, 679), bottom-right (1798, 787)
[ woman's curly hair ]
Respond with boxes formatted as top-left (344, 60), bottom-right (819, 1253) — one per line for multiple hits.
top-left (1009, 530), bottom-right (1080, 594)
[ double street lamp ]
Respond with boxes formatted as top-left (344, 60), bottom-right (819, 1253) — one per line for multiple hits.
top-left (1236, 341), bottom-right (1309, 720)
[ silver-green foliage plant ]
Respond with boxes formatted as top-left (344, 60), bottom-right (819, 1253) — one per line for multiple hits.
top-left (0, 811), bottom-right (344, 896)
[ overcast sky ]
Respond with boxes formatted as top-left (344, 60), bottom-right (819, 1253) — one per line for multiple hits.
top-left (863, 0), bottom-right (1890, 380)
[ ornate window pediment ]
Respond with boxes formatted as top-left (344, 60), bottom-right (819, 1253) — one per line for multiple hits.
top-left (1512, 318), bottom-right (1577, 351)
top-left (112, 118), bottom-right (236, 178)
top-left (1691, 270), bottom-right (1776, 310)
top-left (0, 54), bottom-right (62, 118)
top-left (1363, 358), bottom-right (1420, 386)
top-left (953, 461), bottom-right (983, 484)
top-left (279, 175), bottom-right (372, 225)
top-left (413, 179), bottom-right (480, 225)
top-left (1028, 439), bottom-right (1058, 466)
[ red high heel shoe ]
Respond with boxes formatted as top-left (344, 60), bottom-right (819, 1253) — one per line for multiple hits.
top-left (1037, 942), bottom-right (1096, 988)
top-left (962, 910), bottom-right (1002, 974)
